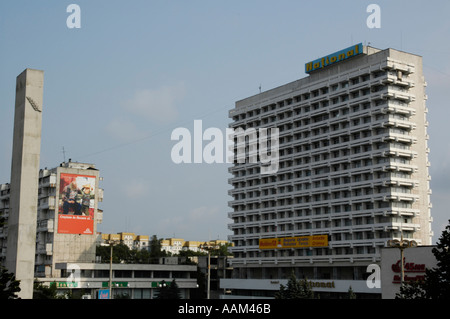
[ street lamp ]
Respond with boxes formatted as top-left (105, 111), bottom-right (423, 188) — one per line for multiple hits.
top-left (106, 240), bottom-right (119, 299)
top-left (387, 233), bottom-right (417, 285)
top-left (200, 244), bottom-right (212, 299)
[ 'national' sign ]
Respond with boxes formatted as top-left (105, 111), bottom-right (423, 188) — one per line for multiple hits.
top-left (305, 43), bottom-right (363, 73)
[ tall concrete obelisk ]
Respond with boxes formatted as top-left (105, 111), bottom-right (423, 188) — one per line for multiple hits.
top-left (6, 69), bottom-right (44, 299)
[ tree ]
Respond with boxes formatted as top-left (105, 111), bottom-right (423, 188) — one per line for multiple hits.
top-left (347, 286), bottom-right (356, 299)
top-left (167, 279), bottom-right (182, 299)
top-left (95, 244), bottom-right (110, 263)
top-left (113, 243), bottom-right (132, 263)
top-left (178, 249), bottom-right (206, 258)
top-left (0, 267), bottom-right (21, 299)
top-left (154, 279), bottom-right (181, 299)
top-left (149, 235), bottom-right (171, 263)
top-left (428, 219), bottom-right (450, 299)
top-left (96, 242), bottom-right (131, 263)
top-left (396, 219), bottom-right (450, 299)
top-left (33, 281), bottom-right (58, 299)
top-left (209, 243), bottom-right (233, 256)
top-left (134, 248), bottom-right (152, 264)
top-left (190, 267), bottom-right (207, 299)
top-left (395, 279), bottom-right (427, 299)
top-left (275, 271), bottom-right (314, 299)
top-left (149, 235), bottom-right (163, 256)
top-left (154, 280), bottom-right (169, 299)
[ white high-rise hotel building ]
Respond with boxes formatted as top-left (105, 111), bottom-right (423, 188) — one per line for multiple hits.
top-left (223, 45), bottom-right (432, 298)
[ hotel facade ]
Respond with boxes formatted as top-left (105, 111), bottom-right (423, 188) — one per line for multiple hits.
top-left (222, 45), bottom-right (432, 298)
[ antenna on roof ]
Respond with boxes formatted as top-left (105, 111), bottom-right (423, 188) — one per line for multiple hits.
top-left (400, 31), bottom-right (403, 50)
top-left (259, 84), bottom-right (262, 93)
top-left (62, 146), bottom-right (66, 162)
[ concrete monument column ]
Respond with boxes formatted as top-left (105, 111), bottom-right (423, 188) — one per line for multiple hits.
top-left (6, 69), bottom-right (44, 299)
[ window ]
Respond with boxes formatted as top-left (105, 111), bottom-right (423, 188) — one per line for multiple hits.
top-left (135, 271), bottom-right (152, 278)
top-left (94, 270), bottom-right (110, 278)
top-left (134, 288), bottom-right (151, 299)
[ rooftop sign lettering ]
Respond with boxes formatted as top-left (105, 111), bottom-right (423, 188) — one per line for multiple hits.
top-left (305, 43), bottom-right (363, 73)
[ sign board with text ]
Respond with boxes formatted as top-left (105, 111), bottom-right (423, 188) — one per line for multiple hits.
top-left (58, 173), bottom-right (96, 235)
top-left (259, 235), bottom-right (328, 250)
top-left (305, 43), bottom-right (363, 73)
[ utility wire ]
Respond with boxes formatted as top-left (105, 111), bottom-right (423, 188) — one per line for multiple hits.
top-left (75, 103), bottom-right (232, 161)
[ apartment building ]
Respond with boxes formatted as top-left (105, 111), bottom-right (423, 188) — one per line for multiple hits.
top-left (0, 161), bottom-right (203, 299)
top-left (222, 44), bottom-right (432, 298)
top-left (161, 238), bottom-right (229, 255)
top-left (1, 160), bottom-right (104, 278)
top-left (100, 233), bottom-right (150, 251)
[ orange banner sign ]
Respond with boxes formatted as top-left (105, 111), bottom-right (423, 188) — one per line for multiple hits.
top-left (259, 235), bottom-right (328, 249)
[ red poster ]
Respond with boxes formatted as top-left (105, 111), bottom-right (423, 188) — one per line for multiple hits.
top-left (58, 173), bottom-right (96, 235)
top-left (58, 215), bottom-right (94, 234)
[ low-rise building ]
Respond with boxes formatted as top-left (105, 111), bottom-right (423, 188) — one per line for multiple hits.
top-left (35, 261), bottom-right (198, 299)
top-left (197, 255), bottom-right (233, 299)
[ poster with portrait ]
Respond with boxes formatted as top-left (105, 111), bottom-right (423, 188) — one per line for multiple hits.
top-left (58, 173), bottom-right (96, 235)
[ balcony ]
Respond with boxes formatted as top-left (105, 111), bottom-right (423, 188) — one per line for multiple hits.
top-left (39, 174), bottom-right (57, 188)
top-left (38, 196), bottom-right (56, 210)
top-left (36, 243), bottom-right (53, 256)
top-left (37, 219), bottom-right (54, 233)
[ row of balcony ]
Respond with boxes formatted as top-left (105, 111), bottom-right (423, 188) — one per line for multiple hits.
top-left (228, 254), bottom-right (381, 266)
top-left (230, 61), bottom-right (416, 123)
top-left (229, 221), bottom-right (421, 241)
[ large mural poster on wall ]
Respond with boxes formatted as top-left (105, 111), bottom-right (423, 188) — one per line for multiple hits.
top-left (58, 173), bottom-right (96, 235)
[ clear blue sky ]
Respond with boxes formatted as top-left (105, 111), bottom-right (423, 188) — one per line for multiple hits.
top-left (1, 0), bottom-right (449, 242)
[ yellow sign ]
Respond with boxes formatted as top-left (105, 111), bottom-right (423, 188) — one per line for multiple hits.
top-left (305, 43), bottom-right (363, 73)
top-left (259, 235), bottom-right (328, 250)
